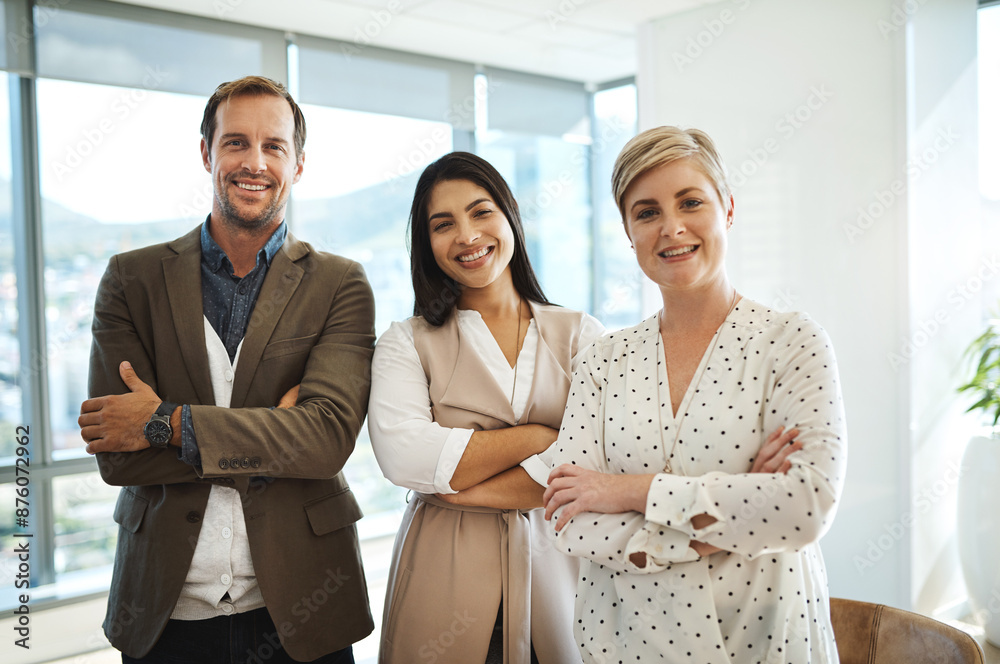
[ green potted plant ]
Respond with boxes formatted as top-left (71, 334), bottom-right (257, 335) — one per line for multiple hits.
top-left (956, 316), bottom-right (1000, 646)
top-left (957, 319), bottom-right (1000, 428)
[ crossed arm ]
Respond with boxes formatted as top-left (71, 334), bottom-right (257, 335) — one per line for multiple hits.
top-left (542, 321), bottom-right (847, 571)
top-left (80, 255), bottom-right (375, 486)
top-left (367, 320), bottom-right (556, 509)
top-left (543, 426), bottom-right (802, 561)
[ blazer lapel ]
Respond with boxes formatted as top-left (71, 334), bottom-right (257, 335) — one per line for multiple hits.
top-left (162, 227), bottom-right (214, 406)
top-left (229, 233), bottom-right (306, 408)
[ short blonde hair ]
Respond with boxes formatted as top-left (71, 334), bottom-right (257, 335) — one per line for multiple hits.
top-left (611, 126), bottom-right (731, 221)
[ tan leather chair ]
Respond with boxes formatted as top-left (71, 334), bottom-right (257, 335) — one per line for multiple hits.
top-left (830, 598), bottom-right (986, 664)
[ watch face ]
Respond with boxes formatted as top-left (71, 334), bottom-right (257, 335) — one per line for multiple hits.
top-left (144, 419), bottom-right (171, 447)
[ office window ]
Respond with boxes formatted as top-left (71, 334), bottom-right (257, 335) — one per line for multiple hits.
top-left (34, 2), bottom-right (265, 95)
top-left (0, 0), bottom-right (283, 613)
top-left (0, 69), bottom-right (26, 609)
top-left (36, 78), bottom-right (209, 456)
top-left (294, 40), bottom-right (473, 531)
top-left (291, 104), bottom-right (453, 335)
top-left (478, 69), bottom-right (592, 313)
top-left (981, 3), bottom-right (1000, 313)
top-left (52, 473), bottom-right (119, 583)
top-left (592, 83), bottom-right (640, 330)
top-left (0, 72), bottom-right (18, 460)
top-left (0, 485), bottom-right (20, 607)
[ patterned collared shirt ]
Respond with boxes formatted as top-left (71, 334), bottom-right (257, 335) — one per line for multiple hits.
top-left (179, 217), bottom-right (287, 467)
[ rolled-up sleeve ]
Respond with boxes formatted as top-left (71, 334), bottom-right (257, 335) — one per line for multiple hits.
top-left (368, 321), bottom-right (473, 494)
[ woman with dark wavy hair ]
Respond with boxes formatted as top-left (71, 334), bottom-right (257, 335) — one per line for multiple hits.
top-left (368, 152), bottom-right (601, 663)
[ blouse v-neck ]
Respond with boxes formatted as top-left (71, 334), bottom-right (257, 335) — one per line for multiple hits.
top-left (656, 306), bottom-right (738, 471)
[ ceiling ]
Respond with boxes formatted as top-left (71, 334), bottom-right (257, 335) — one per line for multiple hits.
top-left (110, 0), bottom-right (718, 83)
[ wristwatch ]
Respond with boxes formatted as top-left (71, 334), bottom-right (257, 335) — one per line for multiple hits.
top-left (144, 402), bottom-right (179, 449)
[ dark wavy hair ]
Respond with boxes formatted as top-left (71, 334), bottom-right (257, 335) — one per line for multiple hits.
top-left (408, 152), bottom-right (550, 326)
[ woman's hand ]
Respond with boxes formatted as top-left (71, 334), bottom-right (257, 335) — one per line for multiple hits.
top-left (543, 465), bottom-right (655, 532)
top-left (277, 384), bottom-right (300, 409)
top-left (750, 426), bottom-right (802, 474)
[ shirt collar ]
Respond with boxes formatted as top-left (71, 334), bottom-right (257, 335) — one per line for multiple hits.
top-left (200, 217), bottom-right (288, 273)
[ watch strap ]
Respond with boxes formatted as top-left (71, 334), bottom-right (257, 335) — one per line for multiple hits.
top-left (155, 401), bottom-right (179, 419)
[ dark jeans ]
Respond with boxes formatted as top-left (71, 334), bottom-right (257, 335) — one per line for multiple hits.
top-left (121, 607), bottom-right (354, 664)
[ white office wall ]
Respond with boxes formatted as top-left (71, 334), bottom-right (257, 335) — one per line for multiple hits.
top-left (636, 0), bottom-right (980, 611)
top-left (905, 0), bottom-right (980, 616)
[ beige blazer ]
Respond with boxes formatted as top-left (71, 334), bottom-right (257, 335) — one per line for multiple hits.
top-left (378, 303), bottom-right (588, 664)
top-left (90, 225), bottom-right (376, 660)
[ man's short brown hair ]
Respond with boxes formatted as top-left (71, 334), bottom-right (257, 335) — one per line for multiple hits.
top-left (201, 76), bottom-right (306, 162)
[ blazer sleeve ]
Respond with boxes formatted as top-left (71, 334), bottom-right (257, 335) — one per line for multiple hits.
top-left (188, 260), bottom-right (375, 480)
top-left (90, 255), bottom-right (203, 486)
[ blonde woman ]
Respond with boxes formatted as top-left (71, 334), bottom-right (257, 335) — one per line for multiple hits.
top-left (544, 127), bottom-right (847, 663)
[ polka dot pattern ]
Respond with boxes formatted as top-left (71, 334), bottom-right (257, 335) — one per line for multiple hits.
top-left (549, 300), bottom-right (846, 663)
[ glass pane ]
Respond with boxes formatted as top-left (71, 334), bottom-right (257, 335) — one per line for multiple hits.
top-left (0, 72), bottom-right (19, 461)
top-left (593, 84), bottom-right (640, 331)
top-left (292, 104), bottom-right (453, 529)
top-left (298, 44), bottom-right (475, 129)
top-left (484, 68), bottom-right (589, 138)
top-left (981, 6), bottom-right (1000, 313)
top-left (0, 0), bottom-right (8, 69)
top-left (37, 78), bottom-right (210, 458)
top-left (35, 6), bottom-right (262, 97)
top-left (981, 4), bottom-right (1000, 202)
top-left (477, 132), bottom-right (592, 313)
top-left (0, 483), bottom-right (27, 609)
top-left (53, 472), bottom-right (118, 587)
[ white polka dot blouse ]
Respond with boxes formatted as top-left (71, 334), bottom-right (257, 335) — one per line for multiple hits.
top-left (549, 299), bottom-right (847, 664)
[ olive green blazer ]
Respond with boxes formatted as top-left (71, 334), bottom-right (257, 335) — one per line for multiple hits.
top-left (90, 224), bottom-right (375, 660)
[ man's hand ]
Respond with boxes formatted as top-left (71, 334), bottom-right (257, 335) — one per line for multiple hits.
top-left (277, 384), bottom-right (299, 409)
top-left (79, 361), bottom-right (162, 454)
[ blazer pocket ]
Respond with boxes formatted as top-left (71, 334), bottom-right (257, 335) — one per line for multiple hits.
top-left (112, 488), bottom-right (148, 534)
top-left (303, 488), bottom-right (364, 536)
top-left (261, 333), bottom-right (318, 361)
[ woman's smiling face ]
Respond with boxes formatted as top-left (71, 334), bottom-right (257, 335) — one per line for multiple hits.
top-left (427, 178), bottom-right (516, 292)
top-left (623, 158), bottom-right (733, 294)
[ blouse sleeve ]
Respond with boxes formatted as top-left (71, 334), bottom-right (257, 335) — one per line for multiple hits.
top-left (549, 341), bottom-right (699, 573)
top-left (367, 320), bottom-right (474, 494)
top-left (643, 316), bottom-right (848, 560)
top-left (521, 313), bottom-right (607, 487)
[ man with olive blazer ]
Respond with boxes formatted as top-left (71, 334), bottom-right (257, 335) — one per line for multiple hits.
top-left (80, 76), bottom-right (374, 663)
